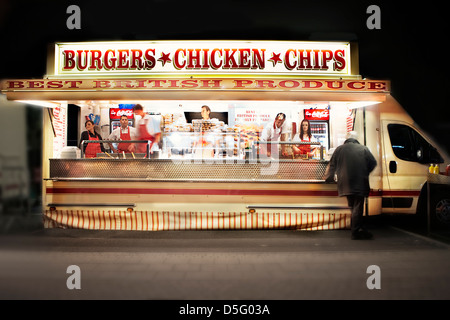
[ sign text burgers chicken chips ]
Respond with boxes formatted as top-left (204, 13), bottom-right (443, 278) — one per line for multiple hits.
top-left (49, 41), bottom-right (355, 78)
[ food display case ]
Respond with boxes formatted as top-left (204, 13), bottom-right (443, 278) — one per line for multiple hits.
top-left (164, 131), bottom-right (242, 160)
top-left (163, 119), bottom-right (243, 159)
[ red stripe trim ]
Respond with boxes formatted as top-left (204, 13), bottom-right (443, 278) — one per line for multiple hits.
top-left (46, 187), bottom-right (421, 197)
top-left (46, 187), bottom-right (337, 196)
top-left (381, 190), bottom-right (421, 196)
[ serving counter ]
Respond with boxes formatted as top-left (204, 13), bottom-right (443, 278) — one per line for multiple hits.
top-left (48, 158), bottom-right (329, 182)
top-left (44, 156), bottom-right (350, 231)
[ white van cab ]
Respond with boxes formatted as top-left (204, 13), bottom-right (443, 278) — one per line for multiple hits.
top-left (364, 95), bottom-right (450, 226)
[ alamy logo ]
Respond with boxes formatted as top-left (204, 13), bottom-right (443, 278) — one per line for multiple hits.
top-left (366, 5), bottom-right (381, 30)
top-left (366, 265), bottom-right (381, 290)
top-left (66, 5), bottom-right (81, 30)
top-left (66, 265), bottom-right (81, 290)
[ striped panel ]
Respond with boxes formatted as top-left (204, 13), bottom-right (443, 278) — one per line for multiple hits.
top-left (43, 210), bottom-right (351, 231)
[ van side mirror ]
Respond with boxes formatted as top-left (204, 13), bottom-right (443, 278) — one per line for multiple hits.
top-left (416, 147), bottom-right (424, 162)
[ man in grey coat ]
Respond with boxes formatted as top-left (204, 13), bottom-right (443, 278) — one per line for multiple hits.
top-left (324, 132), bottom-right (377, 239)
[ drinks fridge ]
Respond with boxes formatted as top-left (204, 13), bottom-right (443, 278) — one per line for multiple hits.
top-left (303, 108), bottom-right (330, 151)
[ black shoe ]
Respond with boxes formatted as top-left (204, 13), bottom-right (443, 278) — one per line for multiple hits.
top-left (351, 230), bottom-right (373, 240)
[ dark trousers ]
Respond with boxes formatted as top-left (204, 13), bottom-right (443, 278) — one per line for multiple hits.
top-left (346, 195), bottom-right (365, 234)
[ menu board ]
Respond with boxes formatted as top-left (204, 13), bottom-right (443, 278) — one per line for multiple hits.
top-left (52, 105), bottom-right (67, 156)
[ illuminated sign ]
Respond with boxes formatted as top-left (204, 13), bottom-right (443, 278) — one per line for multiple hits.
top-left (50, 41), bottom-right (354, 77)
top-left (2, 78), bottom-right (389, 92)
top-left (304, 109), bottom-right (330, 121)
top-left (109, 108), bottom-right (134, 119)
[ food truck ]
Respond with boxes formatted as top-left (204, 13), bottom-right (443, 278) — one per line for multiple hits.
top-left (1, 40), bottom-right (449, 231)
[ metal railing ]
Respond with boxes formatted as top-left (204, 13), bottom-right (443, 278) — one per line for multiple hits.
top-left (252, 141), bottom-right (324, 160)
top-left (80, 140), bottom-right (152, 158)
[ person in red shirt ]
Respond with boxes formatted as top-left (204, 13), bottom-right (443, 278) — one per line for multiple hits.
top-left (79, 120), bottom-right (105, 158)
top-left (292, 119), bottom-right (317, 159)
top-left (108, 115), bottom-right (137, 153)
top-left (132, 104), bottom-right (161, 155)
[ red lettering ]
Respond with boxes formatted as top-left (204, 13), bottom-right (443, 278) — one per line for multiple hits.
top-left (325, 80), bottom-right (344, 89)
top-left (64, 81), bottom-right (82, 88)
top-left (201, 49), bottom-right (210, 68)
top-left (168, 80), bottom-right (179, 87)
top-left (255, 80), bottom-right (276, 88)
top-left (321, 50), bottom-right (333, 70)
top-left (252, 49), bottom-right (265, 69)
top-left (89, 50), bottom-right (103, 70)
top-left (63, 50), bottom-right (76, 70)
top-left (223, 49), bottom-right (238, 68)
top-left (368, 81), bottom-right (386, 91)
top-left (117, 49), bottom-right (129, 69)
top-left (149, 80), bottom-right (166, 88)
top-left (76, 50), bottom-right (89, 70)
top-left (312, 50), bottom-right (322, 70)
top-left (234, 80), bottom-right (253, 88)
top-left (302, 80), bottom-right (323, 89)
top-left (144, 49), bottom-right (156, 70)
top-left (239, 49), bottom-right (251, 68)
top-left (210, 49), bottom-right (222, 69)
top-left (28, 81), bottom-right (45, 88)
top-left (278, 80), bottom-right (300, 88)
top-left (47, 81), bottom-right (64, 88)
top-left (93, 80), bottom-right (111, 88)
top-left (201, 80), bottom-right (221, 88)
top-left (348, 81), bottom-right (365, 90)
top-left (114, 80), bottom-right (134, 88)
top-left (174, 49), bottom-right (186, 69)
top-left (7, 81), bottom-right (24, 89)
top-left (334, 49), bottom-right (346, 71)
top-left (130, 49), bottom-right (144, 69)
top-left (135, 80), bottom-right (147, 88)
top-left (201, 80), bottom-right (222, 88)
top-left (187, 48), bottom-right (202, 69)
top-left (284, 49), bottom-right (296, 70)
top-left (181, 80), bottom-right (198, 88)
top-left (104, 50), bottom-right (116, 70)
top-left (297, 49), bottom-right (313, 69)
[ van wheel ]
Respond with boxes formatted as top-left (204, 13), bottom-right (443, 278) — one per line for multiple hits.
top-left (434, 198), bottom-right (450, 225)
top-left (431, 189), bottom-right (450, 228)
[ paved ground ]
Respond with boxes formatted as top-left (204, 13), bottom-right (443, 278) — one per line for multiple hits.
top-left (0, 218), bottom-right (449, 302)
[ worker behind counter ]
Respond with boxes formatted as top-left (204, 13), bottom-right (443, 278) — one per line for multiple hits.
top-left (107, 115), bottom-right (138, 154)
top-left (201, 105), bottom-right (211, 120)
top-left (292, 119), bottom-right (318, 159)
top-left (79, 120), bottom-right (105, 158)
top-left (260, 112), bottom-right (289, 158)
top-left (133, 104), bottom-right (161, 155)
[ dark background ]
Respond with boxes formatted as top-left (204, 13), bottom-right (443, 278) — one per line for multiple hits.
top-left (0, 0), bottom-right (449, 173)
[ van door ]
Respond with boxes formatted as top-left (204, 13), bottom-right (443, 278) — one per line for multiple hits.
top-left (381, 121), bottom-right (443, 213)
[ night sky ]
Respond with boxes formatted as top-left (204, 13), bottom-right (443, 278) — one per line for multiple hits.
top-left (1, 0), bottom-right (449, 153)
